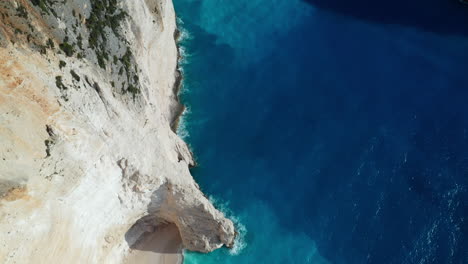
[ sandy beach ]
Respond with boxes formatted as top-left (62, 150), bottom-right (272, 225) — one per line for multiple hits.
top-left (124, 224), bottom-right (183, 264)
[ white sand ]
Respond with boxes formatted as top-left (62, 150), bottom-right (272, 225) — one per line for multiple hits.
top-left (124, 225), bottom-right (183, 264)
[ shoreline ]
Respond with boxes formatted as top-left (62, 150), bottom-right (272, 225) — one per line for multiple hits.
top-left (170, 28), bottom-right (186, 133)
top-left (170, 26), bottom-right (198, 168)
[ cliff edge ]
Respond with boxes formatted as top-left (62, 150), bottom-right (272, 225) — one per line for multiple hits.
top-left (0, 0), bottom-right (235, 263)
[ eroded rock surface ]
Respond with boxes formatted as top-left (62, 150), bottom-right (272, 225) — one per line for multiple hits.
top-left (0, 0), bottom-right (235, 263)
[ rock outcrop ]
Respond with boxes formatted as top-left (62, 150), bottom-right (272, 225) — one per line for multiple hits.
top-left (0, 0), bottom-right (235, 263)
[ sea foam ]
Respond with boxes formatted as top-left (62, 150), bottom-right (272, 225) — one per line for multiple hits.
top-left (177, 105), bottom-right (191, 140)
top-left (208, 195), bottom-right (247, 255)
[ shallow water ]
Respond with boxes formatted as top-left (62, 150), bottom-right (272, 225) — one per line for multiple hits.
top-left (173, 0), bottom-right (468, 263)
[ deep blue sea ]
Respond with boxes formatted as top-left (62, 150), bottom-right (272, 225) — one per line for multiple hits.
top-left (172, 0), bottom-right (468, 263)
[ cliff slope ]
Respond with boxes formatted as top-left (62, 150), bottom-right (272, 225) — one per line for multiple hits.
top-left (0, 0), bottom-right (235, 263)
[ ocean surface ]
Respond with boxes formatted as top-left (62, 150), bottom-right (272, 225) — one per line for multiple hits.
top-left (172, 0), bottom-right (468, 263)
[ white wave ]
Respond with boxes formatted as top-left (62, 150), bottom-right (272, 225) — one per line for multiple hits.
top-left (176, 18), bottom-right (193, 42)
top-left (228, 216), bottom-right (247, 255)
top-left (176, 17), bottom-right (185, 25)
top-left (179, 28), bottom-right (193, 42)
top-left (177, 106), bottom-right (191, 140)
top-left (208, 195), bottom-right (248, 255)
top-left (176, 18), bottom-right (193, 66)
top-left (178, 46), bottom-right (192, 67)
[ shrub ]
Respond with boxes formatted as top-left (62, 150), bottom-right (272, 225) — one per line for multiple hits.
top-left (47, 38), bottom-right (54, 49)
top-left (77, 34), bottom-right (83, 49)
top-left (70, 70), bottom-right (80, 82)
top-left (16, 5), bottom-right (28, 19)
top-left (59, 60), bottom-right (66, 69)
top-left (59, 42), bottom-right (74, 57)
top-left (127, 84), bottom-right (140, 98)
top-left (55, 76), bottom-right (67, 90)
top-left (31, 0), bottom-right (50, 14)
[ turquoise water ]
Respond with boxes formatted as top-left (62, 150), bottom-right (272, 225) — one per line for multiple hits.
top-left (173, 0), bottom-right (468, 263)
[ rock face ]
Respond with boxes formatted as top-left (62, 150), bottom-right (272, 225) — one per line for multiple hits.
top-left (0, 0), bottom-right (235, 263)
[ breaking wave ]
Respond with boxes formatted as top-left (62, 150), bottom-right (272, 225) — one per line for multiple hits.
top-left (208, 196), bottom-right (248, 255)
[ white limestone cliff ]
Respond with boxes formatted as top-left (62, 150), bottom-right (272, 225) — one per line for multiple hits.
top-left (0, 0), bottom-right (235, 263)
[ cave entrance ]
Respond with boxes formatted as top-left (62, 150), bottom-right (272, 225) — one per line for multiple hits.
top-left (124, 218), bottom-right (183, 264)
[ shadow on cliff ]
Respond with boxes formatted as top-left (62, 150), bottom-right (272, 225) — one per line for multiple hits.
top-left (125, 221), bottom-right (182, 254)
top-left (302, 0), bottom-right (468, 36)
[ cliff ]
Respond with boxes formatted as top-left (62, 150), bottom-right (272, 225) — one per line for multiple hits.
top-left (0, 0), bottom-right (235, 263)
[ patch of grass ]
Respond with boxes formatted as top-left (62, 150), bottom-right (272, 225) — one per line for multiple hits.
top-left (109, 11), bottom-right (127, 37)
top-left (86, 0), bottom-right (129, 70)
top-left (75, 1), bottom-right (142, 98)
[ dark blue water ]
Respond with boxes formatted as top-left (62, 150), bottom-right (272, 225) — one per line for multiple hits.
top-left (173, 0), bottom-right (468, 263)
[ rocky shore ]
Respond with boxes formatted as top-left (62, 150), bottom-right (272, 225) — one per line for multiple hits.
top-left (0, 0), bottom-right (234, 263)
